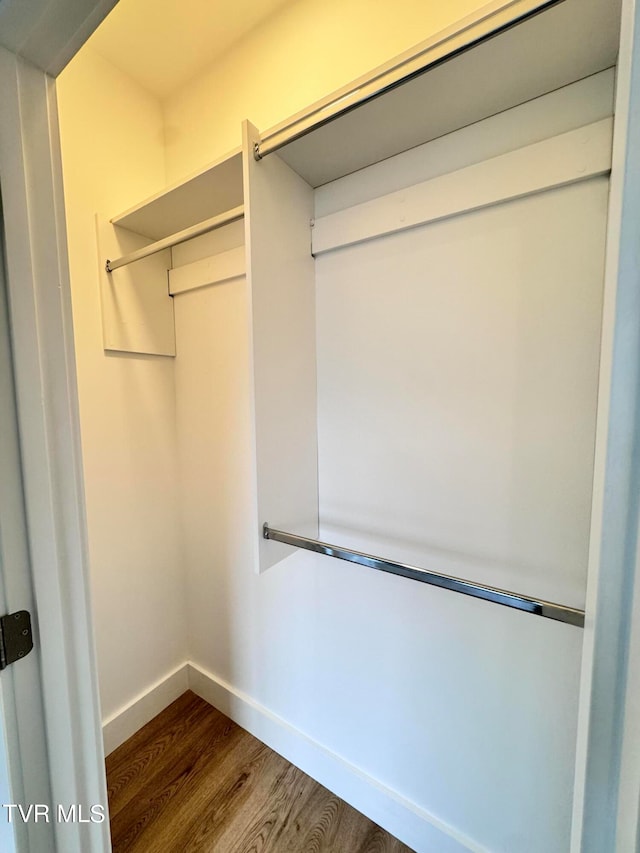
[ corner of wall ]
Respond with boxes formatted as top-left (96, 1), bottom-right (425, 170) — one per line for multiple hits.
top-left (57, 44), bottom-right (188, 724)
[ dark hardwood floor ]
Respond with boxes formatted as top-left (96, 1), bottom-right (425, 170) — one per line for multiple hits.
top-left (106, 691), bottom-right (414, 853)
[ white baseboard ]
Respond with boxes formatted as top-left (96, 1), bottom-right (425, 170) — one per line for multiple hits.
top-left (102, 663), bottom-right (189, 755)
top-left (101, 660), bottom-right (483, 852)
top-left (187, 661), bottom-right (483, 853)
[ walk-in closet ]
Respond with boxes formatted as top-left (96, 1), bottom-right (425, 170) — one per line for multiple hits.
top-left (55, 0), bottom-right (627, 849)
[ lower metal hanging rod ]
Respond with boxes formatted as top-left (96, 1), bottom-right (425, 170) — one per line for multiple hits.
top-left (105, 205), bottom-right (245, 273)
top-left (263, 524), bottom-right (585, 628)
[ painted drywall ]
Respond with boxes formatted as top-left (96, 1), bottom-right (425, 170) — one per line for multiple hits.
top-left (55, 0), bottom-right (496, 730)
top-left (313, 177), bottom-right (605, 852)
top-left (119, 1), bottom-right (610, 846)
top-left (54, 1), bottom-right (606, 846)
top-left (56, 48), bottom-right (187, 723)
top-left (162, 0), bottom-right (490, 181)
top-left (88, 0), bottom-right (295, 98)
top-left (169, 76), bottom-right (611, 849)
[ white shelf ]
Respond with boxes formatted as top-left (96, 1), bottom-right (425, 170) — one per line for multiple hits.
top-left (275, 0), bottom-right (621, 187)
top-left (111, 147), bottom-right (243, 240)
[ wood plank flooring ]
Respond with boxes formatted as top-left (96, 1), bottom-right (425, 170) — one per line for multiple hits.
top-left (106, 691), bottom-right (414, 853)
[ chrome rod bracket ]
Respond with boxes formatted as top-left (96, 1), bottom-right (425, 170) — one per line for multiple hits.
top-left (105, 260), bottom-right (112, 274)
top-left (253, 141), bottom-right (263, 161)
top-left (262, 524), bottom-right (585, 628)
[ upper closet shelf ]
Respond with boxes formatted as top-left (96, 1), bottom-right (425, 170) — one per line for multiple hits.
top-left (259, 0), bottom-right (621, 187)
top-left (111, 147), bottom-right (243, 240)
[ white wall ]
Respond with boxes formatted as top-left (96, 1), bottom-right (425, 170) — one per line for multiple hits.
top-left (168, 76), bottom-right (613, 850)
top-left (315, 176), bottom-right (606, 607)
top-left (55, 0), bottom-right (497, 732)
top-left (54, 3), bottom-right (615, 849)
top-left (312, 175), bottom-right (606, 852)
top-left (57, 49), bottom-right (187, 724)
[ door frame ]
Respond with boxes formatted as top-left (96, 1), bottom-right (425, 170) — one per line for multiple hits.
top-left (0, 48), bottom-right (109, 853)
top-left (570, 0), bottom-right (640, 849)
top-left (0, 169), bottom-right (53, 853)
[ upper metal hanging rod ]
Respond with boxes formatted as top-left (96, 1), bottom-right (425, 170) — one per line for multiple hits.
top-left (263, 524), bottom-right (585, 627)
top-left (105, 205), bottom-right (245, 273)
top-left (253, 0), bottom-right (563, 160)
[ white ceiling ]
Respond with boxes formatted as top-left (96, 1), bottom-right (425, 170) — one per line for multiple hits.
top-left (87, 0), bottom-right (295, 99)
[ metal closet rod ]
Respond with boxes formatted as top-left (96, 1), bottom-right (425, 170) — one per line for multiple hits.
top-left (253, 0), bottom-right (563, 160)
top-left (263, 524), bottom-right (585, 628)
top-left (105, 205), bottom-right (245, 273)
